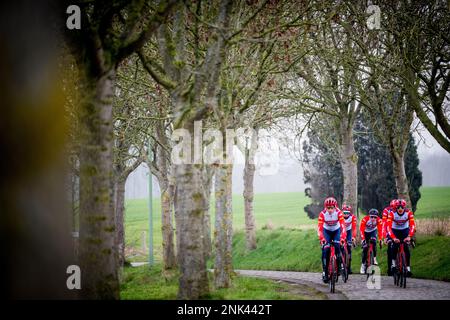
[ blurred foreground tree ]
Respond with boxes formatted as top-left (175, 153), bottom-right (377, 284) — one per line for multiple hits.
top-left (63, 0), bottom-right (176, 299)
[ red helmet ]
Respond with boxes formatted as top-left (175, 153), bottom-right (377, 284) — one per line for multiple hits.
top-left (394, 199), bottom-right (407, 210)
top-left (342, 204), bottom-right (352, 214)
top-left (324, 197), bottom-right (338, 208)
top-left (390, 199), bottom-right (397, 208)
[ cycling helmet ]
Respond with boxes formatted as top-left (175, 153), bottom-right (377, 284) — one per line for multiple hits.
top-left (368, 208), bottom-right (379, 217)
top-left (390, 199), bottom-right (397, 208)
top-left (342, 204), bottom-right (352, 215)
top-left (394, 199), bottom-right (406, 210)
top-left (324, 197), bottom-right (337, 208)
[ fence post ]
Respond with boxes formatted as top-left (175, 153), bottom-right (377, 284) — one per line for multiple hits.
top-left (148, 139), bottom-right (154, 266)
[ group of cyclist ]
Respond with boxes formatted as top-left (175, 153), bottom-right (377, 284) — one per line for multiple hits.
top-left (317, 197), bottom-right (416, 284)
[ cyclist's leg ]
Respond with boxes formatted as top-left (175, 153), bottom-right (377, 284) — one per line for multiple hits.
top-left (370, 231), bottom-right (378, 257)
top-left (322, 243), bottom-right (330, 270)
top-left (400, 228), bottom-right (411, 265)
top-left (391, 229), bottom-right (401, 270)
top-left (387, 235), bottom-right (393, 274)
top-left (346, 230), bottom-right (353, 273)
top-left (362, 232), bottom-right (369, 263)
top-left (401, 228), bottom-right (412, 276)
top-left (322, 229), bottom-right (332, 279)
top-left (361, 232), bottom-right (369, 273)
top-left (369, 231), bottom-right (379, 265)
top-left (333, 229), bottom-right (343, 271)
top-left (346, 229), bottom-right (352, 256)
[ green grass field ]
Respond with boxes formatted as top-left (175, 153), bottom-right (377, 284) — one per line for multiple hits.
top-left (125, 186), bottom-right (450, 262)
top-left (415, 187), bottom-right (450, 218)
top-left (230, 229), bottom-right (450, 281)
top-left (124, 192), bottom-right (312, 261)
top-left (122, 186), bottom-right (450, 298)
top-left (120, 264), bottom-right (324, 300)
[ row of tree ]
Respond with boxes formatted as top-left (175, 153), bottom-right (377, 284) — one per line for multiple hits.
top-left (60, 0), bottom-right (449, 300)
top-left (302, 111), bottom-right (423, 220)
top-left (280, 0), bottom-right (447, 219)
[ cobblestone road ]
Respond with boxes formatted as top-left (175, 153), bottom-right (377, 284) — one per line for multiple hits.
top-left (236, 270), bottom-right (450, 300)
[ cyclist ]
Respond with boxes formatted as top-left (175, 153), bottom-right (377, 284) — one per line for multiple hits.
top-left (342, 204), bottom-right (357, 274)
top-left (386, 199), bottom-right (416, 277)
top-left (359, 208), bottom-right (383, 274)
top-left (317, 197), bottom-right (346, 283)
top-left (382, 199), bottom-right (396, 275)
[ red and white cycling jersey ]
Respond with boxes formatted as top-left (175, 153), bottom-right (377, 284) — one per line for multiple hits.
top-left (389, 210), bottom-right (412, 230)
top-left (321, 209), bottom-right (342, 231)
top-left (360, 215), bottom-right (383, 240)
top-left (381, 206), bottom-right (393, 238)
top-left (386, 209), bottom-right (416, 239)
top-left (344, 214), bottom-right (357, 237)
top-left (317, 208), bottom-right (346, 241)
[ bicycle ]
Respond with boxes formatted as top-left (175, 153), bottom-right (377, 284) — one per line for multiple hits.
top-left (340, 242), bottom-right (349, 283)
top-left (364, 237), bottom-right (378, 279)
top-left (340, 240), bottom-right (355, 283)
top-left (393, 240), bottom-right (409, 288)
top-left (327, 240), bottom-right (340, 293)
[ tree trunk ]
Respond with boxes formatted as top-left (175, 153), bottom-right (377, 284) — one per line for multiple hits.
top-left (160, 177), bottom-right (177, 270)
top-left (154, 118), bottom-right (177, 270)
top-left (203, 165), bottom-right (214, 260)
top-left (78, 68), bottom-right (119, 300)
top-left (392, 148), bottom-right (412, 207)
top-left (214, 164), bottom-right (233, 289)
top-left (338, 121), bottom-right (358, 218)
top-left (171, 167), bottom-right (181, 261)
top-left (114, 178), bottom-right (126, 268)
top-left (175, 162), bottom-right (209, 299)
top-left (243, 131), bottom-right (257, 250)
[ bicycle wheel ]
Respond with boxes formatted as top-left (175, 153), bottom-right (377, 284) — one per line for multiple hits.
top-left (398, 253), bottom-right (404, 287)
top-left (345, 252), bottom-right (351, 280)
top-left (342, 250), bottom-right (348, 283)
top-left (394, 254), bottom-right (400, 286)
top-left (401, 252), bottom-right (407, 288)
top-left (370, 247), bottom-right (375, 270)
top-left (329, 256), bottom-right (336, 293)
top-left (366, 246), bottom-right (373, 280)
top-left (399, 269), bottom-right (404, 288)
top-left (331, 272), bottom-right (336, 293)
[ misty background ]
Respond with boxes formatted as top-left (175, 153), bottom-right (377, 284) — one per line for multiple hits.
top-left (125, 129), bottom-right (450, 200)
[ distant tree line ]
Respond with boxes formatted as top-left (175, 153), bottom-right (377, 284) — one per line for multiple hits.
top-left (303, 112), bottom-right (422, 219)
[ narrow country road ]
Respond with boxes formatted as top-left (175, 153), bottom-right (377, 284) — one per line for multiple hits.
top-left (236, 270), bottom-right (450, 300)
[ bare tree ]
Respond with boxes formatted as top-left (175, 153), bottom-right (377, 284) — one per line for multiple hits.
top-left (404, 1), bottom-right (450, 153)
top-left (283, 2), bottom-right (369, 216)
top-left (64, 0), bottom-right (175, 299)
top-left (348, 1), bottom-right (448, 205)
top-left (138, 0), bottom-right (234, 299)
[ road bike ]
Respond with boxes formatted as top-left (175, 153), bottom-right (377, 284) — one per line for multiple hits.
top-left (364, 237), bottom-right (378, 279)
top-left (340, 240), bottom-right (355, 283)
top-left (393, 240), bottom-right (409, 288)
top-left (328, 240), bottom-right (340, 293)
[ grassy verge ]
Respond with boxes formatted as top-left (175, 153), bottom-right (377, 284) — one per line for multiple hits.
top-left (124, 192), bottom-right (313, 262)
top-left (230, 228), bottom-right (450, 282)
top-left (124, 187), bottom-right (450, 279)
top-left (415, 186), bottom-right (450, 219)
top-left (120, 264), bottom-right (323, 300)
top-left (125, 187), bottom-right (450, 261)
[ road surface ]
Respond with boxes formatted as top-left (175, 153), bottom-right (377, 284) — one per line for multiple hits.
top-left (236, 270), bottom-right (450, 300)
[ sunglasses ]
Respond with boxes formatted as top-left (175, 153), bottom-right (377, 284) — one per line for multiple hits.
top-left (397, 206), bottom-right (404, 210)
top-left (326, 206), bottom-right (335, 210)
top-left (370, 216), bottom-right (377, 219)
top-left (343, 211), bottom-right (351, 215)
